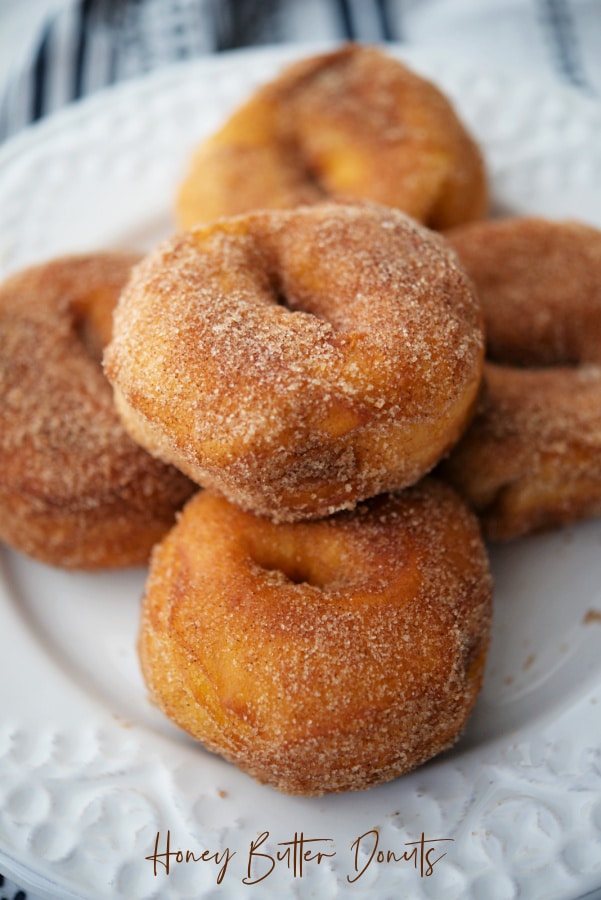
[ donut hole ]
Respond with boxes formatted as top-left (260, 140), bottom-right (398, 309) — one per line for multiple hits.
top-left (269, 272), bottom-right (293, 311)
top-left (281, 135), bottom-right (328, 200)
top-left (267, 267), bottom-right (331, 326)
top-left (71, 285), bottom-right (118, 363)
top-left (245, 527), bottom-right (352, 591)
top-left (273, 287), bottom-right (289, 309)
top-left (72, 316), bottom-right (104, 363)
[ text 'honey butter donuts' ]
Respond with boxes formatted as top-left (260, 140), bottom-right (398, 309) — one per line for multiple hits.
top-left (104, 203), bottom-right (485, 522)
top-left (138, 482), bottom-right (493, 796)
top-left (442, 217), bottom-right (601, 540)
top-left (176, 43), bottom-right (488, 230)
top-left (0, 254), bottom-right (195, 569)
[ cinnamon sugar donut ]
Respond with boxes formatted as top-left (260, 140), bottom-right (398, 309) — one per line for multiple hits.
top-left (0, 254), bottom-right (194, 569)
top-left (105, 203), bottom-right (485, 522)
top-left (442, 217), bottom-right (601, 539)
top-left (176, 44), bottom-right (488, 230)
top-left (138, 483), bottom-right (493, 796)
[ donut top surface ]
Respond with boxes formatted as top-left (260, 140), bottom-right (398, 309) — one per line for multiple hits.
top-left (176, 44), bottom-right (488, 230)
top-left (105, 203), bottom-right (485, 520)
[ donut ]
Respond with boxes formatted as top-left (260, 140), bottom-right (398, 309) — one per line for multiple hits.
top-left (138, 482), bottom-right (493, 795)
top-left (176, 44), bottom-right (488, 230)
top-left (441, 217), bottom-right (601, 540)
top-left (0, 254), bottom-right (195, 569)
top-left (104, 203), bottom-right (485, 522)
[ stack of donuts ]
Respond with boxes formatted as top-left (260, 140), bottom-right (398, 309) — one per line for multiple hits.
top-left (2, 44), bottom-right (600, 795)
top-left (104, 199), bottom-right (493, 796)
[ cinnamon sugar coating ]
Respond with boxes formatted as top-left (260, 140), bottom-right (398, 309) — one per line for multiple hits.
top-left (442, 217), bottom-right (601, 539)
top-left (105, 203), bottom-right (485, 521)
top-left (0, 254), bottom-right (195, 569)
top-left (176, 44), bottom-right (488, 230)
top-left (138, 483), bottom-right (493, 795)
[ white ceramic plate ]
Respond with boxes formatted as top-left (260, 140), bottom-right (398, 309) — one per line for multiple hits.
top-left (1, 44), bottom-right (601, 900)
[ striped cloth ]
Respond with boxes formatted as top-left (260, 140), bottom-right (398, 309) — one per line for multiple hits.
top-left (0, 0), bottom-right (599, 142)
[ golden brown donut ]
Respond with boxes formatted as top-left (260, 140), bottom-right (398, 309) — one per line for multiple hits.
top-left (0, 254), bottom-right (195, 569)
top-left (441, 217), bottom-right (601, 540)
top-left (176, 44), bottom-right (488, 230)
top-left (105, 203), bottom-right (485, 522)
top-left (138, 483), bottom-right (493, 796)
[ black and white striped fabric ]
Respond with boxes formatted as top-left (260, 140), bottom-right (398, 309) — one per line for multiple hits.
top-left (0, 0), bottom-right (388, 140)
top-left (0, 0), bottom-right (598, 143)
top-left (0, 871), bottom-right (26, 900)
